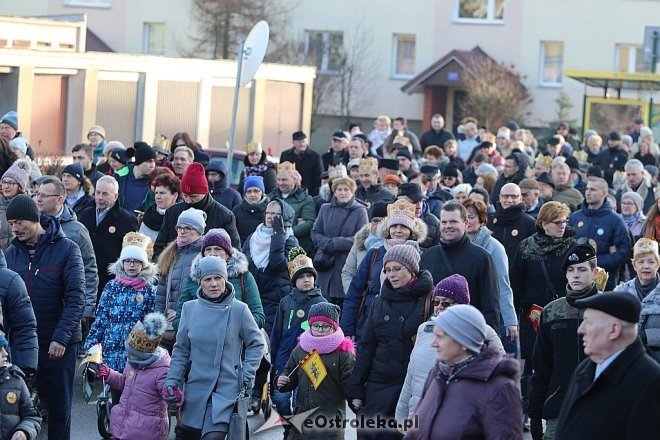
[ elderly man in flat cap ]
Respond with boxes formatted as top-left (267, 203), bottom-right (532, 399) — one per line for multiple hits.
top-left (555, 292), bottom-right (660, 439)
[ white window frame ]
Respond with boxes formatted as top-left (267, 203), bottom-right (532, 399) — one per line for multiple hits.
top-left (304, 31), bottom-right (344, 75)
top-left (454, 0), bottom-right (505, 24)
top-left (615, 44), bottom-right (648, 73)
top-left (64, 0), bottom-right (111, 8)
top-left (143, 22), bottom-right (166, 55)
top-left (392, 34), bottom-right (416, 80)
top-left (539, 41), bottom-right (564, 88)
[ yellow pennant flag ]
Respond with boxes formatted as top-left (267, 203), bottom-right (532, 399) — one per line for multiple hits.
top-left (300, 349), bottom-right (327, 390)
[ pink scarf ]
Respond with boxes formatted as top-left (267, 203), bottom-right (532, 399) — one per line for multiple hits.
top-left (299, 328), bottom-right (355, 355)
top-left (115, 275), bottom-right (148, 292)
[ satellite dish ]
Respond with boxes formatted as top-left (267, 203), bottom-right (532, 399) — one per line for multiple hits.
top-left (240, 20), bottom-right (269, 86)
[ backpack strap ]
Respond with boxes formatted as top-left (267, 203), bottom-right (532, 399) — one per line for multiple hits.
top-left (356, 249), bottom-right (381, 323)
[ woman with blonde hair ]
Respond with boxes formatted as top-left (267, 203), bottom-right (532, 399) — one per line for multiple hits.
top-left (474, 172), bottom-right (497, 196)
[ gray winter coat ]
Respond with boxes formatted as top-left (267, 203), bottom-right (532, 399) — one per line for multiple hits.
top-left (341, 224), bottom-right (383, 293)
top-left (166, 284), bottom-right (264, 432)
top-left (0, 197), bottom-right (12, 251)
top-left (311, 197), bottom-right (368, 299)
top-left (58, 205), bottom-right (99, 318)
top-left (615, 279), bottom-right (660, 362)
top-left (0, 365), bottom-right (41, 440)
top-left (155, 238), bottom-right (203, 313)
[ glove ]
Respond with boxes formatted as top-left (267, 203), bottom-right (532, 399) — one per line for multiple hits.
top-left (161, 384), bottom-right (184, 406)
top-left (272, 215), bottom-right (285, 234)
top-left (530, 418), bottom-right (543, 440)
top-left (97, 363), bottom-right (110, 379)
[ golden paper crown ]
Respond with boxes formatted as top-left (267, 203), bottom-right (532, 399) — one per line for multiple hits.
top-left (387, 199), bottom-right (416, 219)
top-left (328, 164), bottom-right (347, 180)
top-left (359, 157), bottom-right (379, 173)
top-left (277, 161), bottom-right (296, 175)
top-left (573, 150), bottom-right (588, 164)
top-left (246, 141), bottom-right (263, 155)
top-left (288, 254), bottom-right (316, 280)
top-left (126, 321), bottom-right (160, 353)
top-left (536, 154), bottom-right (553, 168)
top-left (122, 232), bottom-right (154, 260)
top-left (634, 238), bottom-right (659, 259)
top-left (594, 267), bottom-right (609, 292)
top-left (613, 170), bottom-right (626, 181)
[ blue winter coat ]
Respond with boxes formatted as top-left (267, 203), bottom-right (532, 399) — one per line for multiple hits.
top-left (207, 161), bottom-right (242, 211)
top-left (115, 164), bottom-right (151, 213)
top-left (5, 216), bottom-right (86, 348)
top-left (568, 200), bottom-right (631, 287)
top-left (0, 251), bottom-right (38, 371)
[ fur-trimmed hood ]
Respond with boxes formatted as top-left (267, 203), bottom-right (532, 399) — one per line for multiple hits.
top-left (189, 247), bottom-right (248, 282)
top-left (107, 258), bottom-right (158, 282)
top-left (376, 216), bottom-right (428, 244)
top-left (353, 224), bottom-right (372, 251)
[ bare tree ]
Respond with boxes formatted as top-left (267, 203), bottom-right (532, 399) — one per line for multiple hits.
top-left (459, 57), bottom-right (532, 130)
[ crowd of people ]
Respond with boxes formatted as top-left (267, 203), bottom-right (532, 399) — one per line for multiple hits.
top-left (0, 108), bottom-right (659, 440)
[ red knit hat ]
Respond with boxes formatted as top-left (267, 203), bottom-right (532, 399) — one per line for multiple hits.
top-left (180, 163), bottom-right (208, 195)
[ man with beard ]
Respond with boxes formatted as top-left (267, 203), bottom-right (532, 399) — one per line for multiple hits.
top-left (487, 183), bottom-right (536, 264)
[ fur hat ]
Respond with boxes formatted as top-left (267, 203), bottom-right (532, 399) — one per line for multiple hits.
top-left (126, 313), bottom-right (168, 353)
top-left (287, 247), bottom-right (317, 283)
top-left (2, 159), bottom-right (30, 191)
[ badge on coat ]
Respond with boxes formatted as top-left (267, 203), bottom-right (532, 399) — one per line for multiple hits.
top-left (5, 391), bottom-right (16, 404)
top-left (128, 370), bottom-right (135, 380)
top-left (135, 294), bottom-right (144, 303)
top-left (511, 229), bottom-right (519, 237)
top-left (597, 228), bottom-right (604, 236)
top-left (578, 221), bottom-right (584, 228)
top-left (296, 309), bottom-right (305, 319)
top-left (493, 218), bottom-right (498, 224)
top-left (108, 226), bottom-right (116, 234)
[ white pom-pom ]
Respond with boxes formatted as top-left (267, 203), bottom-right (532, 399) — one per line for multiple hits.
top-left (141, 312), bottom-right (168, 339)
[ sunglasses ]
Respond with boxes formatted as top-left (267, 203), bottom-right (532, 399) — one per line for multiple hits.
top-left (432, 299), bottom-right (455, 309)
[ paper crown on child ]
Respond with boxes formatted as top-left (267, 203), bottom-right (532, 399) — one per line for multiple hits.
top-left (122, 232), bottom-right (154, 260)
top-left (246, 141), bottom-right (263, 155)
top-left (328, 164), bottom-right (348, 180)
top-left (359, 157), bottom-right (379, 173)
top-left (277, 161), bottom-right (296, 176)
top-left (535, 154), bottom-right (553, 168)
top-left (287, 247), bottom-right (317, 283)
top-left (387, 199), bottom-right (416, 219)
top-left (126, 313), bottom-right (168, 354)
top-left (573, 150), bottom-right (588, 164)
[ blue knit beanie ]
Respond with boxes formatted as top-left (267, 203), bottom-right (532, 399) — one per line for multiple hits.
top-left (244, 175), bottom-right (265, 193)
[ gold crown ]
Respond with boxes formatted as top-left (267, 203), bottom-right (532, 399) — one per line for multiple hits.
top-left (122, 232), bottom-right (153, 259)
top-left (126, 321), bottom-right (160, 353)
top-left (594, 267), bottom-right (609, 292)
top-left (387, 199), bottom-right (416, 219)
top-left (536, 154), bottom-right (553, 168)
top-left (613, 170), bottom-right (626, 181)
top-left (634, 238), bottom-right (659, 258)
top-left (573, 151), bottom-right (588, 164)
top-left (359, 157), bottom-right (379, 173)
top-left (328, 164), bottom-right (347, 180)
top-left (277, 161), bottom-right (296, 175)
top-left (288, 254), bottom-right (315, 279)
top-left (246, 141), bottom-right (263, 155)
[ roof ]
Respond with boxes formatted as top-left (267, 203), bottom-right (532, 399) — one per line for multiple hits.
top-left (401, 46), bottom-right (495, 94)
top-left (565, 70), bottom-right (660, 92)
top-left (86, 29), bottom-right (114, 53)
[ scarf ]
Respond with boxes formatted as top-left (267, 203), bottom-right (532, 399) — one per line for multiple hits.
top-left (299, 327), bottom-right (347, 354)
top-left (469, 226), bottom-right (491, 249)
top-left (142, 205), bottom-right (165, 231)
top-left (436, 353), bottom-right (478, 383)
top-left (565, 283), bottom-right (596, 307)
top-left (115, 275), bottom-right (148, 292)
top-left (364, 233), bottom-right (384, 251)
top-left (623, 211), bottom-right (644, 231)
top-left (519, 230), bottom-right (574, 261)
top-left (249, 224), bottom-right (274, 269)
top-left (127, 346), bottom-right (166, 369)
top-left (243, 163), bottom-right (269, 177)
top-left (635, 274), bottom-right (660, 301)
top-left (199, 288), bottom-right (231, 303)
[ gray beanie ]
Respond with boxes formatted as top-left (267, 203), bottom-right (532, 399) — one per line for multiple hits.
top-left (432, 304), bottom-right (486, 354)
top-left (177, 207), bottom-right (207, 235)
top-left (621, 191), bottom-right (643, 212)
top-left (197, 256), bottom-right (227, 280)
top-left (2, 159), bottom-right (30, 192)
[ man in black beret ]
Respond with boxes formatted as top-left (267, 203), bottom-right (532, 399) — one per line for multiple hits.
top-left (555, 291), bottom-right (660, 439)
top-left (279, 131), bottom-right (324, 196)
top-left (377, 158), bottom-right (400, 183)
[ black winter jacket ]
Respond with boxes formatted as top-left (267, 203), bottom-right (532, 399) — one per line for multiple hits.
top-left (279, 147), bottom-right (324, 196)
top-left (5, 216), bottom-right (85, 348)
top-left (487, 202), bottom-right (536, 264)
top-left (0, 365), bottom-right (41, 440)
top-left (232, 197), bottom-right (269, 245)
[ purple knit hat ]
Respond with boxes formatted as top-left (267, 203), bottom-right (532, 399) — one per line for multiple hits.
top-left (383, 244), bottom-right (420, 274)
top-left (202, 228), bottom-right (232, 257)
top-left (433, 274), bottom-right (470, 304)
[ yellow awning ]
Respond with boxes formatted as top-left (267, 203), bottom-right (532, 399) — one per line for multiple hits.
top-left (565, 70), bottom-right (660, 92)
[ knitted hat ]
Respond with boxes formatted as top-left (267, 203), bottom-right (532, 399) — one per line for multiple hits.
top-left (378, 158), bottom-right (399, 171)
top-left (87, 125), bottom-right (106, 139)
top-left (202, 228), bottom-right (232, 257)
top-left (126, 313), bottom-right (168, 353)
top-left (103, 140), bottom-right (125, 157)
top-left (2, 159), bottom-right (30, 192)
top-left (197, 255), bottom-right (228, 280)
top-left (244, 175), bottom-right (265, 193)
top-left (396, 148), bottom-right (412, 161)
top-left (62, 163), bottom-right (85, 184)
top-left (443, 165), bottom-right (460, 178)
top-left (133, 141), bottom-right (157, 165)
top-left (110, 148), bottom-right (130, 165)
top-left (0, 331), bottom-right (8, 350)
top-left (9, 137), bottom-right (27, 155)
top-left (382, 174), bottom-right (402, 186)
top-left (562, 243), bottom-right (596, 271)
top-left (6, 194), bottom-right (40, 223)
top-left (287, 247), bottom-right (317, 283)
top-left (120, 245), bottom-right (149, 266)
top-left (386, 199), bottom-right (416, 232)
top-left (177, 208), bottom-right (207, 235)
top-left (645, 165), bottom-right (659, 178)
top-left (433, 274), bottom-right (470, 304)
top-left (587, 165), bottom-right (603, 178)
top-left (475, 163), bottom-right (497, 177)
top-left (609, 131), bottom-right (621, 141)
top-left (383, 244), bottom-right (420, 275)
top-left (122, 232), bottom-right (154, 260)
top-left (181, 163), bottom-right (209, 195)
top-left (621, 191), bottom-right (643, 212)
top-left (432, 304), bottom-right (486, 354)
top-left (633, 238), bottom-right (659, 261)
top-left (0, 111), bottom-right (18, 130)
top-left (309, 302), bottom-right (341, 330)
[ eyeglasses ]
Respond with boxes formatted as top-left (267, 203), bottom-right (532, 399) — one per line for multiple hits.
top-left (433, 299), bottom-right (456, 309)
top-left (383, 265), bottom-right (405, 274)
top-left (34, 193), bottom-right (59, 199)
top-left (123, 259), bottom-right (142, 266)
top-left (551, 219), bottom-right (569, 226)
top-left (1, 180), bottom-right (17, 186)
top-left (311, 324), bottom-right (333, 332)
top-left (371, 218), bottom-right (383, 223)
top-left (500, 194), bottom-right (520, 199)
top-left (176, 225), bottom-right (194, 233)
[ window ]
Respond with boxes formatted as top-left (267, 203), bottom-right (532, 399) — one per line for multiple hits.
top-left (392, 35), bottom-right (416, 79)
top-left (143, 23), bottom-right (165, 55)
top-left (63, 0), bottom-right (111, 8)
top-left (540, 41), bottom-right (564, 86)
top-left (304, 31), bottom-right (344, 74)
top-left (455, 0), bottom-right (504, 23)
top-left (615, 44), bottom-right (649, 73)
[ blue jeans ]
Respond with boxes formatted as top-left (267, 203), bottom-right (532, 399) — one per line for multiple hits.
top-left (273, 388), bottom-right (296, 437)
top-left (37, 344), bottom-right (78, 440)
